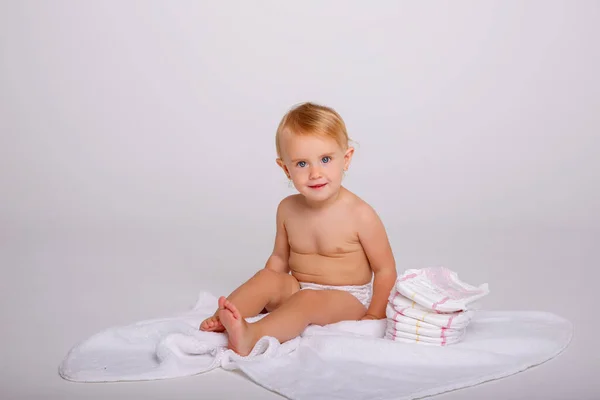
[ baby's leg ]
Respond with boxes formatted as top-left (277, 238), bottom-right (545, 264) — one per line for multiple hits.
top-left (200, 268), bottom-right (299, 331)
top-left (226, 268), bottom-right (300, 314)
top-left (218, 289), bottom-right (365, 355)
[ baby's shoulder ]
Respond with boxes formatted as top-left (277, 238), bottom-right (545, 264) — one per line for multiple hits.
top-left (343, 191), bottom-right (379, 222)
top-left (277, 194), bottom-right (303, 216)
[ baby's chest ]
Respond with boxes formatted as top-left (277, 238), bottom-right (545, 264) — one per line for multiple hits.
top-left (286, 217), bottom-right (360, 254)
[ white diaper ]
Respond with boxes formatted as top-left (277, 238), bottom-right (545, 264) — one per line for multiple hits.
top-left (396, 267), bottom-right (489, 312)
top-left (299, 282), bottom-right (372, 308)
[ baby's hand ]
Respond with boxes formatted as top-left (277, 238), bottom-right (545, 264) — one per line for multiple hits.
top-left (199, 315), bottom-right (225, 332)
top-left (360, 314), bottom-right (380, 321)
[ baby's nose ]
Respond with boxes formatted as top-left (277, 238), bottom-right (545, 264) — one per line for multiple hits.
top-left (309, 166), bottom-right (322, 179)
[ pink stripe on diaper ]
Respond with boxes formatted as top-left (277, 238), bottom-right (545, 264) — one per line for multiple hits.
top-left (431, 296), bottom-right (449, 311)
top-left (446, 314), bottom-right (455, 329)
top-left (393, 311), bottom-right (399, 340)
top-left (392, 327), bottom-right (397, 340)
top-left (399, 273), bottom-right (418, 281)
top-left (441, 327), bottom-right (447, 346)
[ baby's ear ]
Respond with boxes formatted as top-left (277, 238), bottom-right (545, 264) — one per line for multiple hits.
top-left (343, 147), bottom-right (355, 171)
top-left (276, 158), bottom-right (290, 178)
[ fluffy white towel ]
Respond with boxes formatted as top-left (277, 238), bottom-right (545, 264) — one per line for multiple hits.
top-left (386, 296), bottom-right (474, 329)
top-left (396, 267), bottom-right (489, 312)
top-left (59, 291), bottom-right (572, 400)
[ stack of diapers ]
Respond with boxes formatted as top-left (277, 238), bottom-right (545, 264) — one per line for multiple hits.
top-left (385, 267), bottom-right (490, 346)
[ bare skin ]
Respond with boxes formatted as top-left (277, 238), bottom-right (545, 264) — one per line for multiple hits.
top-left (200, 132), bottom-right (397, 356)
top-left (200, 190), bottom-right (397, 355)
top-left (218, 288), bottom-right (366, 355)
top-left (199, 268), bottom-right (300, 332)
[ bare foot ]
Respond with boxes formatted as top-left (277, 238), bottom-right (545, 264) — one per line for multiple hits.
top-left (199, 315), bottom-right (225, 332)
top-left (217, 296), bottom-right (257, 356)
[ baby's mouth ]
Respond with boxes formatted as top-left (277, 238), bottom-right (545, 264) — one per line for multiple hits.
top-left (308, 183), bottom-right (327, 189)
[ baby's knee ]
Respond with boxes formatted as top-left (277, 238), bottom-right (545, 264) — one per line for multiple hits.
top-left (254, 268), bottom-right (280, 281)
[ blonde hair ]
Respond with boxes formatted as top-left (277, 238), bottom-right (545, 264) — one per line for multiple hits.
top-left (275, 102), bottom-right (349, 159)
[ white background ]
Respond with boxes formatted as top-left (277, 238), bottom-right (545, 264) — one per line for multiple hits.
top-left (1, 1), bottom-right (598, 399)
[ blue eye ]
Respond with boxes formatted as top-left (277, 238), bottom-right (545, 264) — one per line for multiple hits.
top-left (321, 156), bottom-right (331, 164)
top-left (297, 161), bottom-right (307, 168)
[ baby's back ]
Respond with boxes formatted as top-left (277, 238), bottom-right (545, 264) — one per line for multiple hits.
top-left (283, 191), bottom-right (373, 286)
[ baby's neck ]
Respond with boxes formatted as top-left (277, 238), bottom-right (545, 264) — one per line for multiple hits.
top-left (303, 186), bottom-right (346, 210)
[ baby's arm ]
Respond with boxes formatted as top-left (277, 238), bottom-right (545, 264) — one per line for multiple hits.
top-left (357, 204), bottom-right (397, 319)
top-left (264, 198), bottom-right (291, 273)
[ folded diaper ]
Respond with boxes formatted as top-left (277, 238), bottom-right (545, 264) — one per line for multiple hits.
top-left (387, 318), bottom-right (463, 338)
top-left (387, 294), bottom-right (474, 330)
top-left (396, 267), bottom-right (489, 312)
top-left (385, 305), bottom-right (441, 329)
top-left (384, 268), bottom-right (490, 347)
top-left (384, 327), bottom-right (465, 346)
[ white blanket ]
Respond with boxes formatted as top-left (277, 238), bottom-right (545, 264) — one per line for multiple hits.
top-left (59, 292), bottom-right (573, 400)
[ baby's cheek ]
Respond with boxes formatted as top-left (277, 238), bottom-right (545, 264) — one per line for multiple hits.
top-left (293, 171), bottom-right (307, 180)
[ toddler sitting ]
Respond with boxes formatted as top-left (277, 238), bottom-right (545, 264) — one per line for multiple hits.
top-left (200, 102), bottom-right (397, 356)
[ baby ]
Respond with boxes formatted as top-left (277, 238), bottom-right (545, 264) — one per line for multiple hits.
top-left (200, 102), bottom-right (397, 356)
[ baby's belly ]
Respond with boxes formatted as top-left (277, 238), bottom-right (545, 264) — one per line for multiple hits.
top-left (289, 251), bottom-right (372, 286)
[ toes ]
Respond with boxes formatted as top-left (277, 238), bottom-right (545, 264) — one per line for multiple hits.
top-left (218, 296), bottom-right (227, 309)
top-left (223, 299), bottom-right (241, 320)
top-left (216, 297), bottom-right (242, 321)
top-left (202, 321), bottom-right (220, 332)
top-left (200, 316), bottom-right (223, 331)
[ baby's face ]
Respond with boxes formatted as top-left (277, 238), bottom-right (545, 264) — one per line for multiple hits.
top-left (277, 133), bottom-right (353, 203)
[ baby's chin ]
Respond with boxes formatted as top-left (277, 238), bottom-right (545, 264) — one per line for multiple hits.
top-left (301, 183), bottom-right (341, 201)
